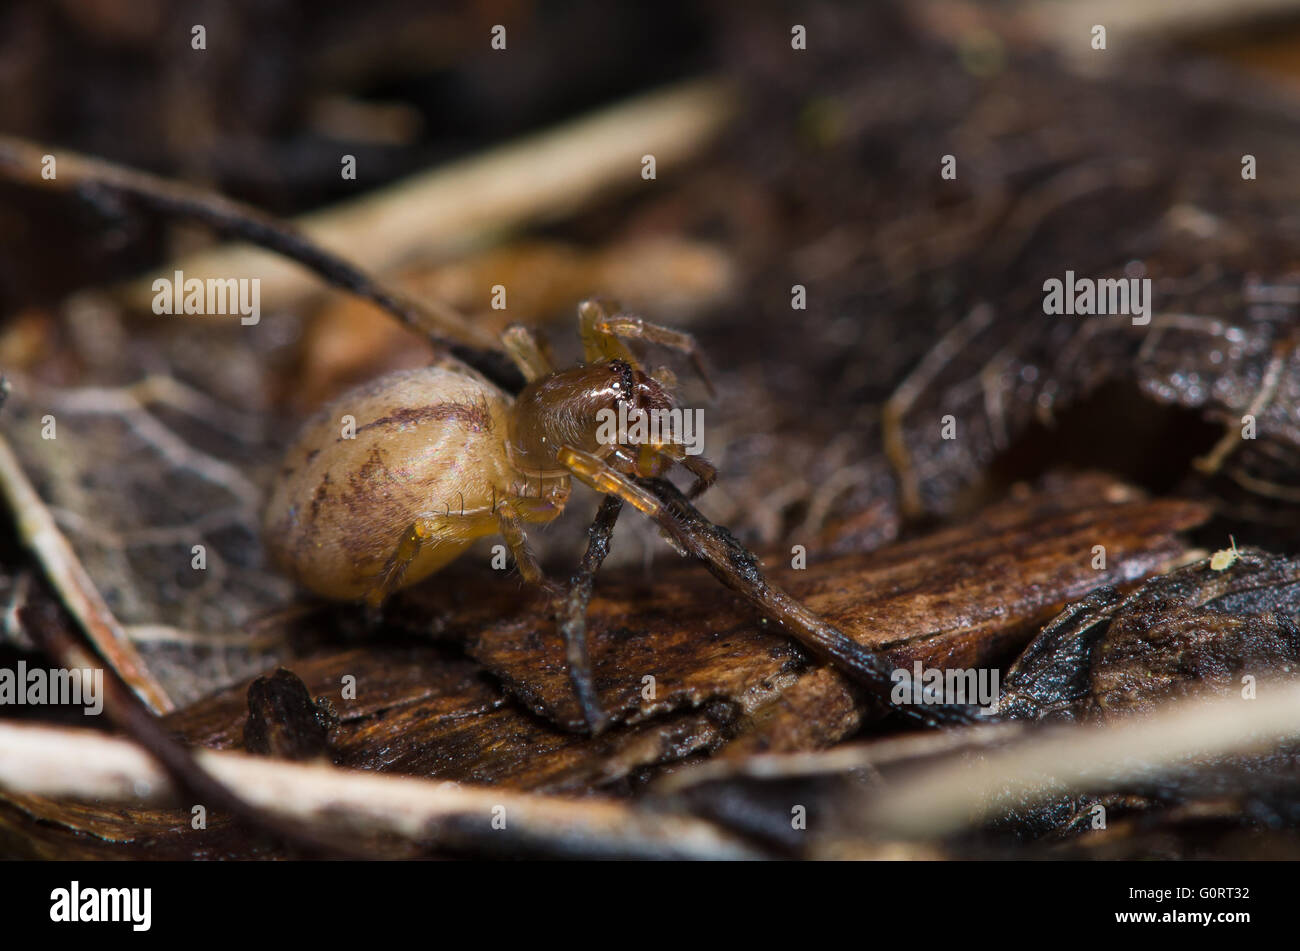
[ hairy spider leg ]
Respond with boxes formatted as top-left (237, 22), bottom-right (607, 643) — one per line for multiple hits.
top-left (501, 323), bottom-right (554, 382)
top-left (365, 497), bottom-right (560, 608)
top-left (578, 297), bottom-right (715, 397)
top-left (366, 510), bottom-right (488, 608)
top-left (637, 441), bottom-right (717, 498)
top-left (578, 298), bottom-right (641, 366)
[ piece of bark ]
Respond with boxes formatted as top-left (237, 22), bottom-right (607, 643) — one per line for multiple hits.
top-left (1001, 547), bottom-right (1300, 721)
top-left (410, 474), bottom-right (1207, 739)
top-left (243, 668), bottom-right (338, 761)
top-left (165, 645), bottom-right (739, 794)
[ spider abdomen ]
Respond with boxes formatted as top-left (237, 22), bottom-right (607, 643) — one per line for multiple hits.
top-left (263, 362), bottom-right (528, 599)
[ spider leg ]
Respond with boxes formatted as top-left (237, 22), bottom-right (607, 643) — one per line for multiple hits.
top-left (682, 455), bottom-right (717, 499)
top-left (365, 494), bottom-right (560, 608)
top-left (642, 441), bottom-right (717, 498)
top-left (365, 510), bottom-right (486, 608)
top-left (505, 492), bottom-right (618, 733)
top-left (557, 445), bottom-right (663, 515)
top-left (577, 297), bottom-right (640, 366)
top-left (501, 323), bottom-right (554, 382)
top-left (495, 498), bottom-right (562, 597)
top-left (609, 440), bottom-right (717, 500)
top-left (649, 365), bottom-right (678, 391)
top-left (579, 299), bottom-right (715, 397)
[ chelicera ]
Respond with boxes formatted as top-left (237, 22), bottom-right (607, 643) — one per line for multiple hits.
top-left (264, 298), bottom-right (716, 731)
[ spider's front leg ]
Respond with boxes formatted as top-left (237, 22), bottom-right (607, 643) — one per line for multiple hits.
top-left (624, 441), bottom-right (716, 499)
top-left (577, 298), bottom-right (715, 396)
top-left (557, 445), bottom-right (663, 515)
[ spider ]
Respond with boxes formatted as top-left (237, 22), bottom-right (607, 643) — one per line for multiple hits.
top-left (263, 298), bottom-right (716, 731)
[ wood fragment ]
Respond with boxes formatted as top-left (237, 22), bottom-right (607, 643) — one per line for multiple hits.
top-left (417, 475), bottom-right (1208, 738)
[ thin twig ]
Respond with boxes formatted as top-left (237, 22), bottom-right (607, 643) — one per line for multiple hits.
top-left (0, 133), bottom-right (520, 390)
top-left (655, 722), bottom-right (1023, 794)
top-left (0, 719), bottom-right (765, 859)
top-left (640, 478), bottom-right (986, 727)
top-left (556, 494), bottom-right (624, 734)
top-left (869, 679), bottom-right (1300, 836)
top-left (17, 596), bottom-right (372, 859)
